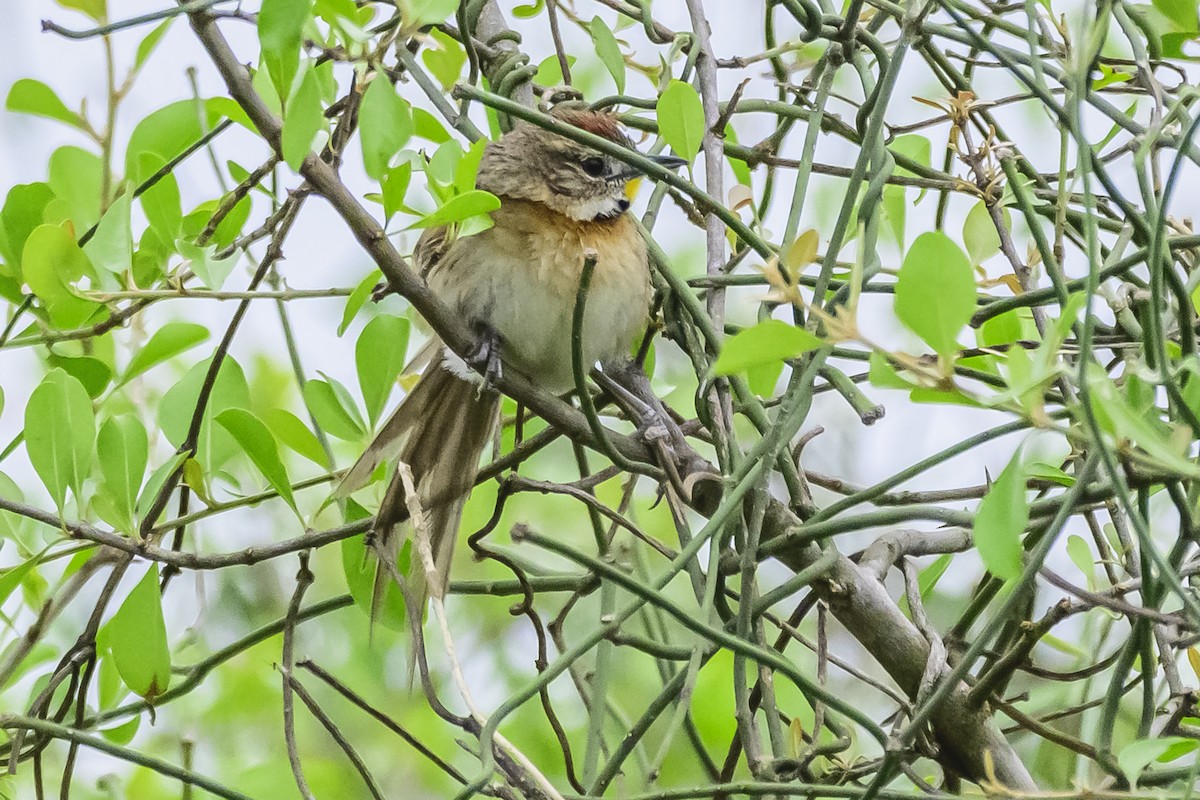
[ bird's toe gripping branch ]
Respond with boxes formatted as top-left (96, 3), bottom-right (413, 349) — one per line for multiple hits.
top-left (467, 321), bottom-right (504, 387)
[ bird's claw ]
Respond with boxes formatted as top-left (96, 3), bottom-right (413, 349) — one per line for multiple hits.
top-left (371, 280), bottom-right (395, 303)
top-left (467, 323), bottom-right (503, 387)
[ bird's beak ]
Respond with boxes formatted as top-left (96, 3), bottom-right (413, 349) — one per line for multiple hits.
top-left (648, 153), bottom-right (689, 171)
top-left (618, 153), bottom-right (689, 199)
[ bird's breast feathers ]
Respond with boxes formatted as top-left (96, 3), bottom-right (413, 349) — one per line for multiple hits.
top-left (427, 198), bottom-right (651, 391)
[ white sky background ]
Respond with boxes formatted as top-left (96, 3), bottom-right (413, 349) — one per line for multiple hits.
top-left (0, 0), bottom-right (1181, 788)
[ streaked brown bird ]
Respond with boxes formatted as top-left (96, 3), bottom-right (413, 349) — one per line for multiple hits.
top-left (338, 107), bottom-right (686, 615)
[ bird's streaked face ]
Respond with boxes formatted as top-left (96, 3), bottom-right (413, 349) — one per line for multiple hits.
top-left (476, 109), bottom-right (685, 222)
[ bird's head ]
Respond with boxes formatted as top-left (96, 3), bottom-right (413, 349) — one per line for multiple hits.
top-left (476, 107), bottom-right (686, 222)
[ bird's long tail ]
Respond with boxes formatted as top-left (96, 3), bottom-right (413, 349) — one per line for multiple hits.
top-left (338, 351), bottom-right (499, 618)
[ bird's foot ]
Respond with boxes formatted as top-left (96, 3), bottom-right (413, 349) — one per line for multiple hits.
top-left (371, 280), bottom-right (395, 303)
top-left (467, 322), bottom-right (503, 387)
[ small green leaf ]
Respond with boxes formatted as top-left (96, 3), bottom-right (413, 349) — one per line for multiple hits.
top-left (23, 223), bottom-right (99, 329)
top-left (84, 189), bottom-right (132, 274)
top-left (356, 314), bottom-right (411, 425)
top-left (413, 107), bottom-right (450, 143)
top-left (881, 184), bottom-right (906, 248)
top-left (281, 69), bottom-right (325, 171)
top-left (534, 55), bottom-right (576, 86)
top-left (963, 201), bottom-right (1005, 265)
top-left (359, 76), bottom-right (413, 180)
top-left (96, 416), bottom-right (148, 535)
top-left (137, 159), bottom-right (182, 246)
top-left (894, 232), bottom-right (976, 360)
top-left (134, 19), bottom-right (174, 71)
top-left (589, 16), bottom-right (626, 93)
top-left (6, 79), bottom-right (82, 130)
top-left (1088, 367), bottom-right (1200, 478)
top-left (121, 322), bottom-right (210, 385)
top-left (422, 28), bottom-right (466, 91)
top-left (159, 357), bottom-right (251, 471)
top-left (216, 409), bottom-right (298, 515)
top-left (339, 271), bottom-right (382, 336)
top-left (105, 565), bottom-right (171, 701)
top-left (1028, 462), bottom-right (1074, 487)
top-left (405, 0), bottom-right (460, 26)
top-left (24, 370), bottom-right (94, 511)
top-left (55, 0), bottom-right (106, 21)
top-left (47, 146), bottom-right (102, 230)
top-left (1153, 0), bottom-right (1197, 30)
top-left (0, 547), bottom-right (49, 607)
top-left (137, 452), bottom-right (190, 517)
top-left (1119, 736), bottom-right (1197, 787)
top-left (180, 240), bottom-right (237, 290)
top-left (890, 134), bottom-right (931, 177)
top-left (712, 319), bottom-right (823, 377)
top-left (381, 163), bottom-right (413, 222)
top-left (125, 100), bottom-right (220, 184)
top-left (407, 190), bottom-right (500, 229)
top-left (303, 379), bottom-right (365, 441)
top-left (656, 80), bottom-right (705, 162)
top-left (259, 0), bottom-right (314, 100)
top-left (46, 353), bottom-right (111, 398)
top-left (1065, 535), bottom-right (1094, 587)
top-left (0, 182), bottom-right (56, 280)
top-left (512, 0), bottom-right (544, 17)
top-left (264, 408), bottom-right (328, 467)
top-left (974, 450), bottom-right (1029, 581)
top-left (900, 552), bottom-right (953, 615)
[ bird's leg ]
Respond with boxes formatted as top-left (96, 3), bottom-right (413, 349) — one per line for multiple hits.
top-left (601, 362), bottom-right (692, 456)
top-left (467, 321), bottom-right (504, 386)
top-left (371, 280), bottom-right (396, 303)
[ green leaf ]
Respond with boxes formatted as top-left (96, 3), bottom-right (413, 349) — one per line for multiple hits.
top-left (512, 0), bottom-right (544, 17)
top-left (422, 28), bottom-right (467, 91)
top-left (1065, 535), bottom-right (1094, 587)
top-left (216, 409), bottom-right (298, 515)
top-left (136, 452), bottom-right (189, 517)
top-left (0, 547), bottom-right (51, 608)
top-left (159, 357), bottom-right (251, 471)
top-left (24, 369), bottom-right (94, 511)
top-left (1028, 462), bottom-right (1074, 487)
top-left (359, 76), bottom-right (413, 180)
top-left (46, 353), bottom-right (111, 398)
top-left (0, 182), bottom-right (56, 280)
top-left (339, 271), bottom-right (382, 336)
top-left (281, 68), bottom-right (325, 171)
top-left (47, 147), bottom-right (102, 230)
top-left (105, 565), bottom-right (171, 701)
top-left (894, 232), bottom-right (976, 360)
top-left (121, 322), bottom-right (210, 385)
top-left (711, 319), bottom-right (823, 377)
top-left (125, 100), bottom-right (220, 184)
top-left (180, 240), bottom-right (237, 290)
top-left (23, 224), bottom-right (99, 330)
top-left (1119, 737), bottom-right (1198, 787)
top-left (1153, 0), bottom-right (1197, 30)
top-left (534, 55), bottom-right (577, 86)
top-left (407, 190), bottom-right (500, 229)
top-left (881, 184), bottom-right (906, 248)
top-left (656, 80), bottom-right (705, 162)
top-left (899, 552), bottom-right (953, 615)
top-left (342, 503), bottom-right (407, 631)
top-left (356, 314), bottom-right (411, 426)
top-left (259, 0), bottom-right (313, 100)
top-left (303, 379), bottom-right (365, 441)
top-left (405, 0), bottom-right (460, 26)
top-left (589, 16), bottom-right (626, 93)
top-left (413, 107), bottom-right (451, 143)
top-left (83, 188), bottom-right (132, 274)
top-left (137, 157), bottom-right (182, 246)
top-left (974, 450), bottom-right (1029, 581)
top-left (0, 472), bottom-right (32, 551)
top-left (5, 79), bottom-right (82, 130)
top-left (1087, 367), bottom-right (1200, 478)
top-left (962, 201), bottom-right (1002, 265)
top-left (264, 408), bottom-right (328, 467)
top-left (381, 163), bottom-right (413, 222)
top-left (96, 416), bottom-right (148, 535)
top-left (55, 0), bottom-right (106, 21)
top-left (134, 19), bottom-right (174, 71)
top-left (890, 134), bottom-right (931, 177)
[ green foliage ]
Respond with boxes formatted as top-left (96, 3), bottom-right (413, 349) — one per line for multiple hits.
top-left (103, 565), bottom-right (171, 701)
top-left (973, 450), bottom-right (1029, 581)
top-left (258, 0), bottom-right (314, 101)
top-left (5, 79), bottom-right (82, 130)
top-left (216, 408), bottom-right (299, 516)
top-left (712, 319), bottom-right (823, 377)
top-left (359, 76), bottom-right (413, 180)
top-left (24, 369), bottom-right (94, 511)
top-left (589, 16), bottom-right (626, 93)
top-left (894, 231), bottom-right (976, 361)
top-left (355, 313), bottom-right (411, 426)
top-left (656, 79), bottom-right (705, 162)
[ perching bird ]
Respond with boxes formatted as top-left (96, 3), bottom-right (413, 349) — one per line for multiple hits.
top-left (338, 106), bottom-right (687, 617)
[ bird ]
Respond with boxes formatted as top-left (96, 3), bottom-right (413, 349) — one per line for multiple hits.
top-left (337, 106), bottom-right (687, 619)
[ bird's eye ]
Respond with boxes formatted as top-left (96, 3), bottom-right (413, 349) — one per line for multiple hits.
top-left (580, 157), bottom-right (607, 177)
